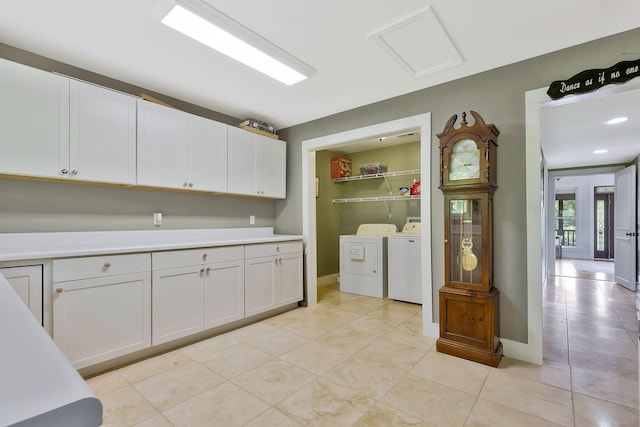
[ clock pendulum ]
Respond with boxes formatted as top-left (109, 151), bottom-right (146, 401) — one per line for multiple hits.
top-left (460, 210), bottom-right (477, 274)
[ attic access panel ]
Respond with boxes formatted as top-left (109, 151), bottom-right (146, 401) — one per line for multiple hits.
top-left (370, 6), bottom-right (463, 78)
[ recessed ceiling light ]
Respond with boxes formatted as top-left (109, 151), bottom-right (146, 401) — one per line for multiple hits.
top-left (151, 0), bottom-right (314, 86)
top-left (606, 117), bottom-right (628, 125)
top-left (593, 149), bottom-right (608, 154)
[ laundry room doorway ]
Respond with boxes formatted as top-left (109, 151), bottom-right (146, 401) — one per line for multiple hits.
top-left (301, 113), bottom-right (439, 338)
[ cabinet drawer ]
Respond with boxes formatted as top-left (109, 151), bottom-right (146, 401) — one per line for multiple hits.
top-left (245, 241), bottom-right (302, 259)
top-left (153, 246), bottom-right (244, 270)
top-left (53, 253), bottom-right (150, 282)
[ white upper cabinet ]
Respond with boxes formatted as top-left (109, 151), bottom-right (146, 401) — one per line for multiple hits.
top-left (69, 80), bottom-right (137, 184)
top-left (0, 58), bottom-right (285, 197)
top-left (227, 126), bottom-right (286, 199)
top-left (0, 58), bottom-right (69, 179)
top-left (189, 114), bottom-right (228, 193)
top-left (258, 136), bottom-right (286, 198)
top-left (0, 59), bottom-right (136, 185)
top-left (137, 100), bottom-right (227, 192)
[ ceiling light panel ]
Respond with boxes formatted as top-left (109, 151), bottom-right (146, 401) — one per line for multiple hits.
top-left (150, 0), bottom-right (314, 85)
top-left (606, 116), bottom-right (628, 125)
top-left (369, 6), bottom-right (463, 78)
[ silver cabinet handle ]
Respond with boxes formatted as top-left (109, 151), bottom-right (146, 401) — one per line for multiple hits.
top-left (200, 267), bottom-right (205, 273)
top-left (188, 182), bottom-right (194, 187)
top-left (55, 287), bottom-right (64, 293)
top-left (61, 169), bottom-right (69, 175)
top-left (202, 253), bottom-right (208, 260)
top-left (205, 267), bottom-right (211, 273)
top-left (183, 182), bottom-right (188, 187)
top-left (71, 170), bottom-right (78, 175)
top-left (104, 262), bottom-right (111, 268)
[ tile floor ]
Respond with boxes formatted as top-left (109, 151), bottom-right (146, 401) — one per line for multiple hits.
top-left (87, 260), bottom-right (639, 426)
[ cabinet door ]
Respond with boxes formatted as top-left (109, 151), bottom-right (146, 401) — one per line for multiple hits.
top-left (137, 100), bottom-right (189, 189)
top-left (188, 115), bottom-right (228, 192)
top-left (204, 259), bottom-right (244, 329)
top-left (152, 266), bottom-right (204, 345)
top-left (69, 80), bottom-right (136, 184)
top-left (227, 126), bottom-right (257, 196)
top-left (53, 272), bottom-right (151, 369)
top-left (257, 136), bottom-right (286, 199)
top-left (0, 265), bottom-right (42, 325)
top-left (244, 256), bottom-right (276, 317)
top-left (0, 58), bottom-right (69, 179)
top-left (277, 252), bottom-right (303, 306)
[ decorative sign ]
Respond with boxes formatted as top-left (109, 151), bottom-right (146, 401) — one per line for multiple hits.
top-left (547, 59), bottom-right (640, 100)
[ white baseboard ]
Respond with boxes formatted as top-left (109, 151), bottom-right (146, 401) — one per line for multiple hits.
top-left (317, 273), bottom-right (339, 286)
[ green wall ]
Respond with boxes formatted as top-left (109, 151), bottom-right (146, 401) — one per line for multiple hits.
top-left (277, 27), bottom-right (640, 344)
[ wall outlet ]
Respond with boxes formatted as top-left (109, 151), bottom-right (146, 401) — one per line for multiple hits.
top-left (249, 215), bottom-right (255, 225)
top-left (153, 212), bottom-right (162, 226)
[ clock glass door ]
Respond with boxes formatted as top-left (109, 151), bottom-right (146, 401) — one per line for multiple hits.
top-left (449, 198), bottom-right (482, 285)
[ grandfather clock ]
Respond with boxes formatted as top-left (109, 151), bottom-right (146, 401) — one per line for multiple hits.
top-left (436, 111), bottom-right (503, 367)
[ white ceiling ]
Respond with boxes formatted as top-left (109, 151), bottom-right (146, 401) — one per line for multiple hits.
top-left (1, 0), bottom-right (639, 135)
top-left (541, 83), bottom-right (640, 170)
top-left (1, 1), bottom-right (640, 169)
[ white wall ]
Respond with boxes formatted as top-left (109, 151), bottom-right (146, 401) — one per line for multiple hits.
top-left (554, 173), bottom-right (615, 259)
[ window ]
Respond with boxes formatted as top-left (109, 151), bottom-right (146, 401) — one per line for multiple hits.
top-left (555, 191), bottom-right (576, 246)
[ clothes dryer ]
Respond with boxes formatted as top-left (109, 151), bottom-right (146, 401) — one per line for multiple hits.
top-left (339, 224), bottom-right (397, 298)
top-left (388, 222), bottom-right (422, 304)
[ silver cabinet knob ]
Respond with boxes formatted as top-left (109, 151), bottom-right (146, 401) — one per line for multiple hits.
top-left (55, 287), bottom-right (64, 293)
top-left (200, 268), bottom-right (205, 273)
top-left (61, 169), bottom-right (69, 175)
top-left (104, 262), bottom-right (111, 268)
top-left (183, 182), bottom-right (188, 187)
top-left (188, 182), bottom-right (194, 187)
top-left (202, 253), bottom-right (208, 260)
top-left (205, 267), bottom-right (211, 273)
top-left (71, 170), bottom-right (78, 175)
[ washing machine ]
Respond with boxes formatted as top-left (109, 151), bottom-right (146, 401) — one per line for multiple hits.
top-left (388, 222), bottom-right (422, 304)
top-left (339, 224), bottom-right (397, 298)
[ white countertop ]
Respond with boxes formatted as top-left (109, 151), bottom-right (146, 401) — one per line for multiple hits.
top-left (0, 274), bottom-right (102, 426)
top-left (0, 227), bottom-right (303, 261)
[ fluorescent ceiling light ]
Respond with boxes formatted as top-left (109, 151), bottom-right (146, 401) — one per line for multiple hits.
top-left (155, 1), bottom-right (313, 86)
top-left (593, 149), bottom-right (608, 154)
top-left (606, 116), bottom-right (628, 125)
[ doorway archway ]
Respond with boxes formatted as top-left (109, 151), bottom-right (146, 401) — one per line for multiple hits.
top-left (301, 113), bottom-right (439, 337)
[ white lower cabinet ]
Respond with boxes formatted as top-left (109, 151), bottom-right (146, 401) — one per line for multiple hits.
top-left (52, 254), bottom-right (151, 369)
top-left (152, 266), bottom-right (205, 345)
top-left (244, 241), bottom-right (303, 317)
top-left (152, 246), bottom-right (244, 345)
top-left (46, 240), bottom-right (301, 369)
top-left (0, 265), bottom-right (43, 325)
top-left (204, 259), bottom-right (245, 329)
top-left (244, 256), bottom-right (277, 317)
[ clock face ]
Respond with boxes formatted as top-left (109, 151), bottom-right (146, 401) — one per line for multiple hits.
top-left (449, 139), bottom-right (480, 181)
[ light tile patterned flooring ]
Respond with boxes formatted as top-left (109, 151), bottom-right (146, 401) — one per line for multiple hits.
top-left (88, 261), bottom-right (639, 426)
